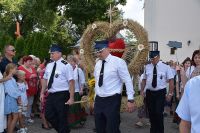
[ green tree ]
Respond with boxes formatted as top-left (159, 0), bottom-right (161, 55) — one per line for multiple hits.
top-left (0, 0), bottom-right (56, 36)
top-left (61, 0), bottom-right (126, 34)
top-left (14, 37), bottom-right (26, 57)
top-left (0, 0), bottom-right (127, 59)
top-left (23, 32), bottom-right (52, 59)
top-left (0, 33), bottom-right (14, 53)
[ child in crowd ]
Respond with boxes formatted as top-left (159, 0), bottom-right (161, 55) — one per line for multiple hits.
top-left (0, 71), bottom-right (12, 133)
top-left (4, 63), bottom-right (21, 133)
top-left (16, 70), bottom-right (28, 133)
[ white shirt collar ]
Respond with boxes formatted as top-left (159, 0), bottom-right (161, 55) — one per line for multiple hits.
top-left (54, 57), bottom-right (64, 63)
top-left (151, 60), bottom-right (162, 66)
top-left (104, 54), bottom-right (112, 62)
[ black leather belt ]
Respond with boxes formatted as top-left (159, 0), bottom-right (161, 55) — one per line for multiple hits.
top-left (96, 93), bottom-right (121, 99)
top-left (49, 90), bottom-right (69, 94)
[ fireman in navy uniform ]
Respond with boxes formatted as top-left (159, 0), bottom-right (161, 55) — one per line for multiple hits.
top-left (93, 40), bottom-right (135, 133)
top-left (40, 44), bottom-right (74, 133)
top-left (140, 51), bottom-right (174, 133)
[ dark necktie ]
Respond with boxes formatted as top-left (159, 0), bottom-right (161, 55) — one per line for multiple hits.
top-left (98, 60), bottom-right (106, 87)
top-left (152, 65), bottom-right (157, 88)
top-left (48, 62), bottom-right (56, 89)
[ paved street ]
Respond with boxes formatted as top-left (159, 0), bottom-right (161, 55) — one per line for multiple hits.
top-left (27, 111), bottom-right (179, 133)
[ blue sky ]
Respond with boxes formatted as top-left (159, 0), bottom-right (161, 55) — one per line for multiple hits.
top-left (117, 0), bottom-right (144, 26)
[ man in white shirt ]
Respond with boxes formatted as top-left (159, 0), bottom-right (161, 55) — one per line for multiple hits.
top-left (141, 51), bottom-right (174, 133)
top-left (93, 40), bottom-right (135, 133)
top-left (176, 75), bottom-right (200, 133)
top-left (40, 44), bottom-right (74, 133)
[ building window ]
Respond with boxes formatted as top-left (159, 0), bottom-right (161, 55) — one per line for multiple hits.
top-left (170, 47), bottom-right (176, 55)
top-left (149, 41), bottom-right (158, 51)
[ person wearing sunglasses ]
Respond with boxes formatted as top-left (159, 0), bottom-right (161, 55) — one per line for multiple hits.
top-left (0, 44), bottom-right (17, 74)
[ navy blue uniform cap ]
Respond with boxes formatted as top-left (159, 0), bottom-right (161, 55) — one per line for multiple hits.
top-left (50, 44), bottom-right (62, 52)
top-left (149, 51), bottom-right (160, 59)
top-left (94, 40), bottom-right (109, 52)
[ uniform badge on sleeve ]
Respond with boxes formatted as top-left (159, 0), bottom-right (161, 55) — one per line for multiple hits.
top-left (61, 60), bottom-right (68, 65)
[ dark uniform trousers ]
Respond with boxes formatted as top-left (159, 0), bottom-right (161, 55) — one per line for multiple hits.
top-left (146, 89), bottom-right (166, 133)
top-left (94, 94), bottom-right (121, 133)
top-left (45, 91), bottom-right (70, 133)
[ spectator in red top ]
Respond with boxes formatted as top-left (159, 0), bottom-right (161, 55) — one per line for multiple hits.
top-left (18, 56), bottom-right (38, 123)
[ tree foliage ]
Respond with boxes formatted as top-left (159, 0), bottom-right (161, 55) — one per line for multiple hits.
top-left (13, 32), bottom-right (52, 59)
top-left (0, 0), bottom-right (127, 59)
top-left (54, 0), bottom-right (126, 34)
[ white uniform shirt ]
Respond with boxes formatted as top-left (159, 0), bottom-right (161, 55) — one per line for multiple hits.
top-left (171, 67), bottom-right (176, 77)
top-left (176, 75), bottom-right (200, 133)
top-left (138, 74), bottom-right (147, 92)
top-left (143, 61), bottom-right (174, 91)
top-left (17, 82), bottom-right (28, 106)
top-left (185, 66), bottom-right (195, 79)
top-left (44, 58), bottom-right (74, 93)
top-left (73, 66), bottom-right (85, 92)
top-left (94, 54), bottom-right (134, 100)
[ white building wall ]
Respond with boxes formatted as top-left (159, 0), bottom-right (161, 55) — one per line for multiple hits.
top-left (144, 0), bottom-right (200, 62)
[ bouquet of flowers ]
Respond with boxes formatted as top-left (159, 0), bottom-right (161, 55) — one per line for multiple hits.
top-left (87, 77), bottom-right (95, 114)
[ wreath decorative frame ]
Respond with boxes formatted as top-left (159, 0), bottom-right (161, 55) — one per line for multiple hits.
top-left (80, 19), bottom-right (149, 76)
